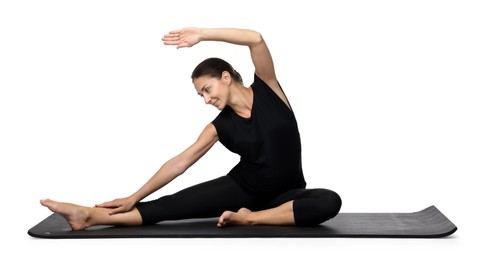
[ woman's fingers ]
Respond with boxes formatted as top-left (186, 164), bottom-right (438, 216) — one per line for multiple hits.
top-left (95, 198), bottom-right (124, 208)
top-left (108, 206), bottom-right (126, 215)
top-left (163, 28), bottom-right (200, 48)
top-left (162, 34), bottom-right (180, 45)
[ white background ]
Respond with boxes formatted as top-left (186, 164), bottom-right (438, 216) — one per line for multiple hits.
top-left (1, 0), bottom-right (481, 259)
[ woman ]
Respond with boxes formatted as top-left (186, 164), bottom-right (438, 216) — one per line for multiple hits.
top-left (40, 27), bottom-right (342, 230)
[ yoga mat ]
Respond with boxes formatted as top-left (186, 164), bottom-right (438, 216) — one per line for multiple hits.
top-left (28, 205), bottom-right (456, 239)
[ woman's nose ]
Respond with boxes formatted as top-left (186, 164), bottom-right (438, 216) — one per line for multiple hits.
top-left (204, 95), bottom-right (210, 104)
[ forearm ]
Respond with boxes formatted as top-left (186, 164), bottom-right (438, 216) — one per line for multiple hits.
top-left (130, 156), bottom-right (185, 202)
top-left (200, 28), bottom-right (263, 47)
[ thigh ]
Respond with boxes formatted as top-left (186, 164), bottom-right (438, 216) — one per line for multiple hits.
top-left (262, 188), bottom-right (335, 208)
top-left (136, 175), bottom-right (257, 225)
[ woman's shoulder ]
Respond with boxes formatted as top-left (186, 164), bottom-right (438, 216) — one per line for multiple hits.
top-left (252, 73), bottom-right (282, 95)
top-left (251, 73), bottom-right (272, 90)
top-left (252, 73), bottom-right (292, 110)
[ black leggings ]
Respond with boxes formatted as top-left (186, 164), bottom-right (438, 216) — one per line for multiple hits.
top-left (136, 175), bottom-right (342, 226)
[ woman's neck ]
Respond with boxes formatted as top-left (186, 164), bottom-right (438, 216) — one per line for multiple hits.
top-left (228, 84), bottom-right (253, 118)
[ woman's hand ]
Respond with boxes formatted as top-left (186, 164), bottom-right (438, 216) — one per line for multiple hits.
top-left (95, 196), bottom-right (138, 215)
top-left (162, 27), bottom-right (203, 49)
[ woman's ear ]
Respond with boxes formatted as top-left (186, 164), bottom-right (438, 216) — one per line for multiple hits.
top-left (222, 71), bottom-right (231, 84)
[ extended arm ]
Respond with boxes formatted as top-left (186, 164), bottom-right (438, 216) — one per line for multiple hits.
top-left (97, 123), bottom-right (218, 214)
top-left (163, 27), bottom-right (290, 108)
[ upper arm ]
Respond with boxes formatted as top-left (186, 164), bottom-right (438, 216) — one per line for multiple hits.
top-left (249, 33), bottom-right (291, 109)
top-left (177, 123), bottom-right (218, 171)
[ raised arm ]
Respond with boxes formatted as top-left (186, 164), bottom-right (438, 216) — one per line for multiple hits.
top-left (163, 28), bottom-right (289, 107)
top-left (96, 123), bottom-right (218, 214)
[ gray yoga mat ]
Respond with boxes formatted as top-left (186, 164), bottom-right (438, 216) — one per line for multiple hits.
top-left (28, 205), bottom-right (456, 239)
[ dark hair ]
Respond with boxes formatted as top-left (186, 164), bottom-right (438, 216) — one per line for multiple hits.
top-left (191, 57), bottom-right (243, 83)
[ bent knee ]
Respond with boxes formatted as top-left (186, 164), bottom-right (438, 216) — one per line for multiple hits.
top-left (293, 189), bottom-right (342, 226)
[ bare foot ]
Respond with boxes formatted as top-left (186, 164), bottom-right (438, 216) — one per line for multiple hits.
top-left (217, 207), bottom-right (253, 228)
top-left (40, 199), bottom-right (90, 231)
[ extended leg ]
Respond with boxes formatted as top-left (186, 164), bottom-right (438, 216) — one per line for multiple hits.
top-left (40, 199), bottom-right (142, 230)
top-left (136, 176), bottom-right (257, 225)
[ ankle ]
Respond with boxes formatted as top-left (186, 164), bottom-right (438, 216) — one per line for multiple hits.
top-left (244, 211), bottom-right (257, 226)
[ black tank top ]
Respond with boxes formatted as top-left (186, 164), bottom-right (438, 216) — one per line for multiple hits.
top-left (212, 74), bottom-right (306, 198)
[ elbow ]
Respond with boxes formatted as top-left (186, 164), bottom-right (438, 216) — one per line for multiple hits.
top-left (174, 162), bottom-right (188, 177)
top-left (252, 30), bottom-right (264, 45)
top-left (168, 156), bottom-right (188, 178)
top-left (243, 29), bottom-right (263, 47)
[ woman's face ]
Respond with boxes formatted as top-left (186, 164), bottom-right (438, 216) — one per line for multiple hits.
top-left (193, 72), bottom-right (230, 110)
